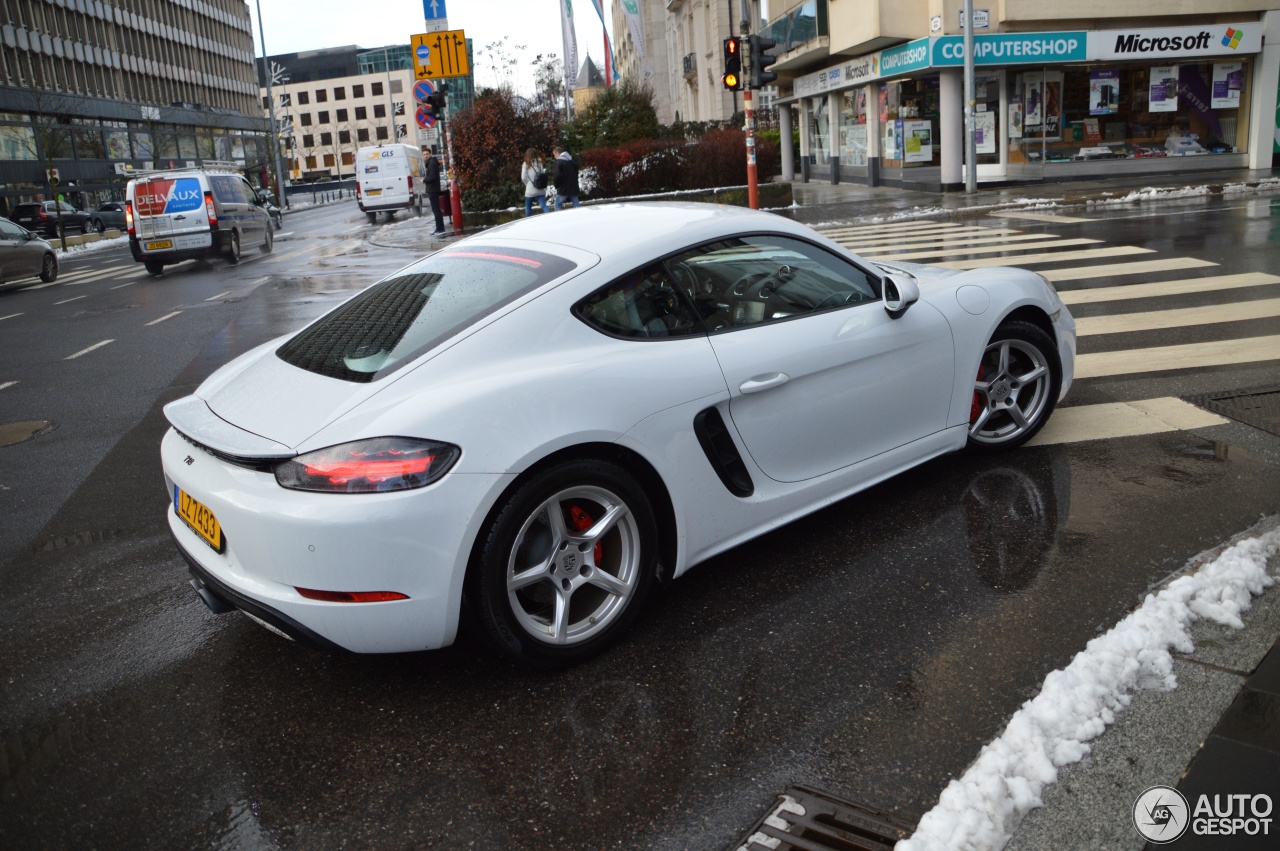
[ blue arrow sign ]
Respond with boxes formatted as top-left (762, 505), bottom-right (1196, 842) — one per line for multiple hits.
top-left (423, 0), bottom-right (447, 20)
top-left (415, 44), bottom-right (431, 65)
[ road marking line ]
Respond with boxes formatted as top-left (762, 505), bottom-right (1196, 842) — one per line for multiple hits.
top-left (263, 245), bottom-right (319, 265)
top-left (145, 311), bottom-right (182, 326)
top-left (64, 267), bottom-right (146, 285)
top-left (0, 313), bottom-right (21, 321)
top-left (1028, 397), bottom-right (1228, 446)
top-left (1075, 298), bottom-right (1280, 337)
top-left (1041, 257), bottom-right (1217, 282)
top-left (65, 339), bottom-right (115, 360)
top-left (870, 237), bottom-right (1103, 262)
top-left (277, 231), bottom-right (294, 237)
top-left (1058, 272), bottom-right (1280, 305)
top-left (0, 381), bottom-right (17, 391)
top-left (22, 281), bottom-right (59, 290)
top-left (206, 290), bottom-right (232, 301)
top-left (838, 231), bottom-right (1058, 251)
top-left (53, 295), bottom-right (86, 305)
top-left (110, 281), bottom-right (137, 289)
top-left (987, 211), bottom-right (1094, 223)
top-left (824, 222), bottom-right (970, 237)
top-left (939, 245), bottom-right (1152, 269)
top-left (1075, 335), bottom-right (1280, 379)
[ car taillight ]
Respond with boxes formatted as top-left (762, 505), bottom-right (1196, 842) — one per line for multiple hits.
top-left (274, 437), bottom-right (460, 493)
top-left (38, 207), bottom-right (48, 221)
top-left (294, 588), bottom-right (409, 603)
top-left (355, 182), bottom-right (361, 198)
top-left (124, 201), bottom-right (134, 236)
top-left (204, 191), bottom-right (217, 228)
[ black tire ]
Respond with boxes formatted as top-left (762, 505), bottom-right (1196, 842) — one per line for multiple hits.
top-left (144, 260), bottom-right (164, 276)
top-left (260, 226), bottom-right (273, 254)
top-left (966, 319), bottom-right (1061, 453)
top-left (272, 214), bottom-right (282, 231)
top-left (366, 211), bottom-right (377, 224)
top-left (226, 230), bottom-right (241, 264)
top-left (466, 458), bottom-right (659, 667)
top-left (39, 253), bottom-right (58, 283)
top-left (92, 219), bottom-right (106, 234)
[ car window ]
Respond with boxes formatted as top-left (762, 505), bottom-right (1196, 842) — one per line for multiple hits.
top-left (276, 246), bottom-right (579, 383)
top-left (58, 202), bottom-right (76, 213)
top-left (0, 219), bottom-right (24, 240)
top-left (666, 235), bottom-right (881, 333)
top-left (575, 263), bottom-right (702, 340)
top-left (209, 175), bottom-right (242, 204)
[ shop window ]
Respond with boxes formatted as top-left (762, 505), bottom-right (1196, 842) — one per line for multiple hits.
top-left (838, 88), bottom-right (867, 169)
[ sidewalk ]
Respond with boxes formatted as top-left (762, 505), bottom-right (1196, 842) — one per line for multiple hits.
top-left (779, 166), bottom-right (1280, 228)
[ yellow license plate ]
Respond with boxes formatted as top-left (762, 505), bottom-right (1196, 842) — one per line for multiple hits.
top-left (175, 486), bottom-right (223, 553)
top-left (146, 240), bottom-right (173, 250)
top-left (366, 188), bottom-right (382, 196)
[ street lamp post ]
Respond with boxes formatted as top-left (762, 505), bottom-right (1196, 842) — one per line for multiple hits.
top-left (254, 0), bottom-right (287, 206)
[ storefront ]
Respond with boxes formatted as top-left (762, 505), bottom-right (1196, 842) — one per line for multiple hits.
top-left (782, 19), bottom-right (1273, 187)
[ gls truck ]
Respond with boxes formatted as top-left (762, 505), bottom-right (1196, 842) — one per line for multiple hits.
top-left (355, 144), bottom-right (428, 223)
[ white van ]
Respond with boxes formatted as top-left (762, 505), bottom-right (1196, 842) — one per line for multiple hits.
top-left (355, 144), bottom-right (427, 223)
top-left (126, 164), bottom-right (272, 275)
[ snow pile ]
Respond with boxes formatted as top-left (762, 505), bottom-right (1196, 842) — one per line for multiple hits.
top-left (898, 523), bottom-right (1280, 851)
top-left (53, 234), bottom-right (129, 257)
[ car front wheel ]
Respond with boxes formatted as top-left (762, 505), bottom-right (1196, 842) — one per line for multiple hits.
top-left (967, 319), bottom-right (1061, 452)
top-left (39, 253), bottom-right (58, 282)
top-left (260, 226), bottom-right (273, 254)
top-left (467, 459), bottom-right (658, 667)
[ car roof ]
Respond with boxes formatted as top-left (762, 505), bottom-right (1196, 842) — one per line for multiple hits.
top-left (475, 202), bottom-right (814, 259)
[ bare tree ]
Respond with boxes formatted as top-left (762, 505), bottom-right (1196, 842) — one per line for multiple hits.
top-left (11, 89), bottom-right (80, 248)
top-left (531, 53), bottom-right (566, 114)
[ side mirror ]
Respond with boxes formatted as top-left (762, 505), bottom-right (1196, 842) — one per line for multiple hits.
top-left (883, 273), bottom-right (920, 319)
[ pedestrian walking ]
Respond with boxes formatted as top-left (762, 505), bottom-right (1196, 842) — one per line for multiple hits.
top-left (551, 146), bottom-right (580, 211)
top-left (520, 148), bottom-right (549, 217)
top-left (425, 149), bottom-right (446, 235)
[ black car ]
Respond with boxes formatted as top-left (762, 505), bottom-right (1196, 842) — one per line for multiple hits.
top-left (88, 201), bottom-right (127, 233)
top-left (9, 201), bottom-right (91, 237)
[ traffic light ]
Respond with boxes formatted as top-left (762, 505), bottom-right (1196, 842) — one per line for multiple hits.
top-left (722, 37), bottom-right (742, 91)
top-left (749, 34), bottom-right (778, 89)
top-left (423, 89), bottom-right (448, 120)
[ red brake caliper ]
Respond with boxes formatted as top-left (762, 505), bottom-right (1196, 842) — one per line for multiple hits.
top-left (569, 505), bottom-right (604, 564)
top-left (970, 364), bottom-right (985, 424)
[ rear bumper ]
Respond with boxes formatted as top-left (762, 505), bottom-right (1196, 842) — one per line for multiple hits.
top-left (129, 231), bottom-right (229, 264)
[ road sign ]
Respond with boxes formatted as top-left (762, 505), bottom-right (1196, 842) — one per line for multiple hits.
top-left (413, 79), bottom-right (436, 104)
top-left (411, 29), bottom-right (469, 79)
top-left (422, 0), bottom-right (447, 20)
top-left (415, 105), bottom-right (437, 129)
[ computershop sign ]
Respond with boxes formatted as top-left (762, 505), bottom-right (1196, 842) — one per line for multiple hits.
top-left (1089, 23), bottom-right (1262, 60)
top-left (933, 32), bottom-right (1086, 65)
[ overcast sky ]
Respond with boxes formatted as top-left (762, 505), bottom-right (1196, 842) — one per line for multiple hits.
top-left (247, 0), bottom-right (619, 94)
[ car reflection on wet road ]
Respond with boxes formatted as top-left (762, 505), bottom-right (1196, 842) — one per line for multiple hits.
top-left (1, 199), bottom-right (1279, 849)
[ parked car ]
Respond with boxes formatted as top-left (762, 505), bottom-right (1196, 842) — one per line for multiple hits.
top-left (125, 166), bottom-right (273, 275)
top-left (161, 203), bottom-right (1076, 667)
top-left (9, 200), bottom-right (91, 238)
top-left (0, 218), bottom-right (58, 287)
top-left (254, 189), bottom-right (282, 230)
top-left (88, 201), bottom-right (127, 233)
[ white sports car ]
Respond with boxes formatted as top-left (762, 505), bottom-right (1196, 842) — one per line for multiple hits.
top-left (162, 203), bottom-right (1075, 666)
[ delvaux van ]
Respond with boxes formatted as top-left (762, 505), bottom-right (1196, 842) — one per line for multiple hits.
top-left (355, 144), bottom-right (427, 223)
top-left (126, 163), bottom-right (273, 276)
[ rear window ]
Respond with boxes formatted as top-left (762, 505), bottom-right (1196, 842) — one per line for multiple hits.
top-left (276, 247), bottom-right (578, 383)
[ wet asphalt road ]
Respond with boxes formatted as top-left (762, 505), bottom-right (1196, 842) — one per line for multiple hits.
top-left (1, 198), bottom-right (1279, 849)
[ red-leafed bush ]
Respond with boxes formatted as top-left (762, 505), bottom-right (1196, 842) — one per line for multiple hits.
top-left (580, 129), bottom-right (780, 200)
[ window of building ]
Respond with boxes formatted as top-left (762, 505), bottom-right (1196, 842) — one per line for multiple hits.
top-left (305, 155), bottom-right (316, 169)
top-left (323, 153), bottom-right (335, 167)
top-left (353, 84), bottom-right (364, 98)
top-left (261, 95), bottom-right (269, 110)
top-left (357, 128), bottom-right (369, 142)
top-left (279, 92), bottom-right (291, 107)
top-left (390, 79), bottom-right (403, 94)
top-left (302, 133), bottom-right (314, 148)
top-left (298, 91), bottom-right (309, 105)
top-left (371, 81), bottom-right (383, 96)
top-left (334, 87), bottom-right (345, 100)
top-left (320, 132), bottom-right (332, 146)
top-left (339, 130), bottom-right (350, 144)
top-left (299, 113), bottom-right (312, 126)
top-left (342, 151), bottom-right (354, 166)
top-left (318, 110), bottom-right (329, 124)
top-left (336, 109), bottom-right (348, 122)
top-left (315, 89), bottom-right (327, 102)
top-left (374, 104), bottom-right (386, 118)
top-left (355, 106), bottom-right (367, 120)
top-left (375, 126), bottom-right (388, 140)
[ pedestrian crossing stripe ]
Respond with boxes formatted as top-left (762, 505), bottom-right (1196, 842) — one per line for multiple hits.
top-left (837, 231), bottom-right (1066, 252)
top-left (1075, 336), bottom-right (1280, 379)
top-left (1027, 397), bottom-right (1228, 446)
top-left (822, 221), bottom-right (966, 237)
top-left (987, 211), bottom-right (1094, 223)
top-left (1058, 273), bottom-right (1280, 305)
top-left (869, 237), bottom-right (1103, 262)
top-left (939, 245), bottom-right (1151, 269)
top-left (1074, 298), bottom-right (1280, 336)
top-left (1041, 257), bottom-right (1217, 282)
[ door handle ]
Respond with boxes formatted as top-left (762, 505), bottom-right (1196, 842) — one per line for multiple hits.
top-left (740, 373), bottom-right (790, 394)
top-left (173, 215), bottom-right (186, 220)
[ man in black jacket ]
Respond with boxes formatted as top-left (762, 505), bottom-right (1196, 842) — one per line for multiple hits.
top-left (424, 149), bottom-right (446, 235)
top-left (551, 146), bottom-right (580, 211)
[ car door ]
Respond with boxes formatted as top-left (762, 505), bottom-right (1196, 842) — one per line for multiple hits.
top-left (0, 219), bottom-right (40, 280)
top-left (668, 234), bottom-right (955, 484)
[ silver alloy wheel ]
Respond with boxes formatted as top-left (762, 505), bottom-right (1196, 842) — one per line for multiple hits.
top-left (506, 485), bottom-right (641, 645)
top-left (969, 337), bottom-right (1051, 445)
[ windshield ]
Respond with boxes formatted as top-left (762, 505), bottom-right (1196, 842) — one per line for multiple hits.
top-left (276, 247), bottom-right (578, 383)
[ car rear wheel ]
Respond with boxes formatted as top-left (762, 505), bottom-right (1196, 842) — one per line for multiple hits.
top-left (39, 253), bottom-right (58, 282)
top-left (226, 230), bottom-right (241, 264)
top-left (967, 320), bottom-right (1061, 453)
top-left (144, 260), bottom-right (164, 276)
top-left (260, 226), bottom-right (273, 254)
top-left (92, 219), bottom-right (106, 234)
top-left (366, 211), bottom-right (376, 224)
top-left (467, 459), bottom-right (658, 667)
